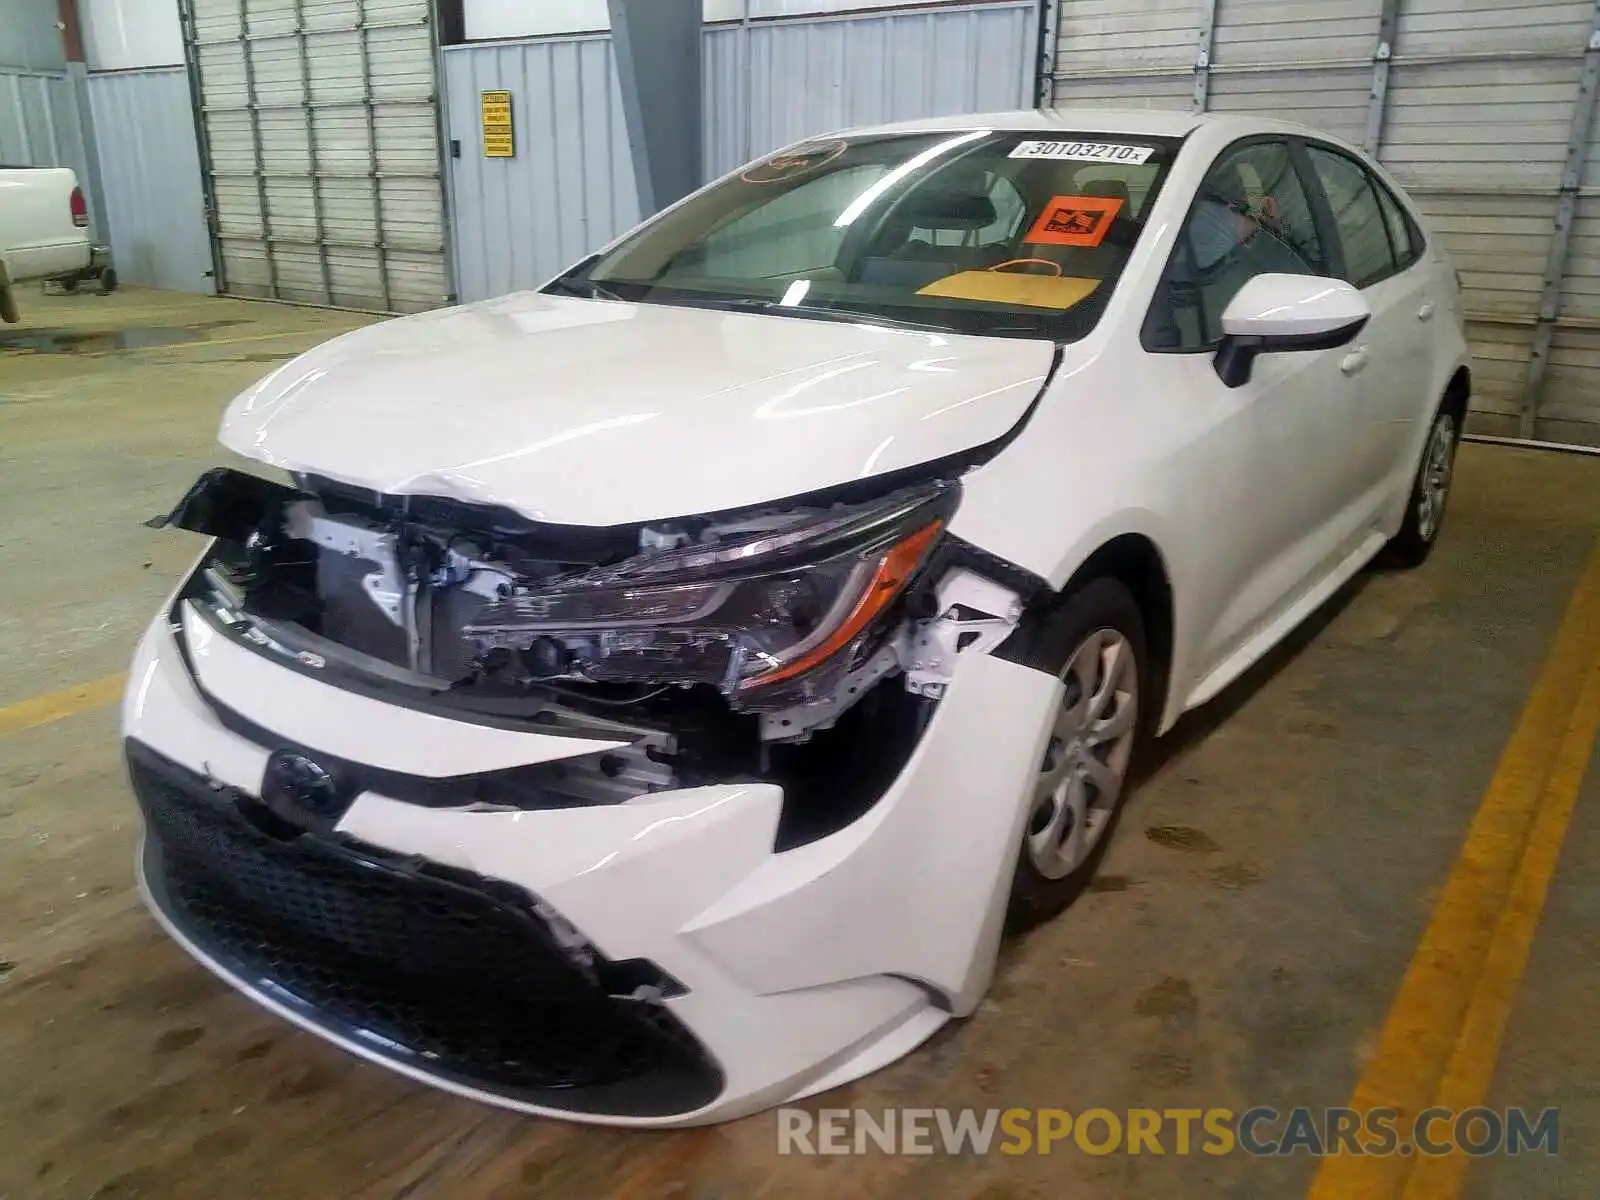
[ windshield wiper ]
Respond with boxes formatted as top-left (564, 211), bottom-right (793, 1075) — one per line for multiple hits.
top-left (544, 276), bottom-right (625, 302)
top-left (704, 297), bottom-right (956, 334)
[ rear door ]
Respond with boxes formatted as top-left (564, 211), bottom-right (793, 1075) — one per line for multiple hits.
top-left (1298, 142), bottom-right (1432, 524)
top-left (1371, 172), bottom-right (1442, 486)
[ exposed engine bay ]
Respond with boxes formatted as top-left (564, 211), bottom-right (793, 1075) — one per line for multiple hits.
top-left (156, 467), bottom-right (1028, 837)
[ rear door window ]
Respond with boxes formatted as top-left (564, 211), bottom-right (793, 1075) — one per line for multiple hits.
top-left (1303, 144), bottom-right (1398, 289)
top-left (1371, 175), bottom-right (1424, 271)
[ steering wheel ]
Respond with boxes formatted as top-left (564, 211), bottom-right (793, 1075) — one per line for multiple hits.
top-left (986, 258), bottom-right (1063, 276)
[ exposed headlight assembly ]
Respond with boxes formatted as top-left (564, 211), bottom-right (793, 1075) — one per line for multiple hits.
top-left (463, 480), bottom-right (956, 710)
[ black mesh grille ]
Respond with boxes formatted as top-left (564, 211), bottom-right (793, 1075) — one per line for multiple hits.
top-left (127, 741), bottom-right (722, 1116)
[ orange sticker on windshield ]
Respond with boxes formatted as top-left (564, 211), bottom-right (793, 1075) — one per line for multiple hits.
top-left (1024, 195), bottom-right (1124, 247)
top-left (740, 138), bottom-right (848, 184)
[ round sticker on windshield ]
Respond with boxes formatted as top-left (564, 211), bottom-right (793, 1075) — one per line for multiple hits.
top-left (740, 138), bottom-right (848, 184)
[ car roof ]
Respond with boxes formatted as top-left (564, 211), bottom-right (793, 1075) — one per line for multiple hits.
top-left (831, 108), bottom-right (1331, 144)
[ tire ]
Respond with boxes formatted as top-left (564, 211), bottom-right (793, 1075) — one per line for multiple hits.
top-left (0, 284), bottom-right (18, 324)
top-left (59, 278), bottom-right (79, 294)
top-left (1005, 576), bottom-right (1149, 931)
top-left (98, 267), bottom-right (118, 295)
top-left (1384, 404), bottom-right (1461, 569)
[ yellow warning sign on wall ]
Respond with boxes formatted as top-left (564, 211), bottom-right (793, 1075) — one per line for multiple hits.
top-left (481, 90), bottom-right (514, 158)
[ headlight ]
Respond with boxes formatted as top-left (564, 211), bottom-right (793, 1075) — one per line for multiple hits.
top-left (463, 481), bottom-right (956, 709)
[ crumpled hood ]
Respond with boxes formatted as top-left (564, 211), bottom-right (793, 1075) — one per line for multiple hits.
top-left (219, 291), bottom-right (1056, 526)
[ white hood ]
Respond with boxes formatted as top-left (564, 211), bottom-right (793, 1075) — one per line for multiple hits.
top-left (219, 292), bottom-right (1055, 526)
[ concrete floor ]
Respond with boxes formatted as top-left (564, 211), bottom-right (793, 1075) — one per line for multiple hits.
top-left (1, 286), bottom-right (1598, 1199)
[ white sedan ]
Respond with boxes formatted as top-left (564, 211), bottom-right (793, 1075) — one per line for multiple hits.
top-left (125, 109), bottom-right (1469, 1126)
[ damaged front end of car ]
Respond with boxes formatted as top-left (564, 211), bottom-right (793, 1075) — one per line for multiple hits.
top-left (151, 466), bottom-right (1035, 843)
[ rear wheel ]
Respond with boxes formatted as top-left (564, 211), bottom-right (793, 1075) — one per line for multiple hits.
top-left (1385, 405), bottom-right (1459, 568)
top-left (98, 267), bottom-right (118, 295)
top-left (1007, 577), bottom-right (1147, 930)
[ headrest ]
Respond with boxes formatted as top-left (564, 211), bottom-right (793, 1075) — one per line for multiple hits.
top-left (904, 189), bottom-right (998, 230)
top-left (1201, 166), bottom-right (1251, 210)
top-left (1080, 178), bottom-right (1132, 208)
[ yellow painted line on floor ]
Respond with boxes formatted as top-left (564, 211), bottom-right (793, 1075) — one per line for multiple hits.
top-left (1401, 649), bottom-right (1600, 1197)
top-left (1309, 538), bottom-right (1600, 1200)
top-left (0, 672), bottom-right (127, 734)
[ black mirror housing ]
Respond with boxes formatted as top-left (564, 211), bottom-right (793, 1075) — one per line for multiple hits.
top-left (1213, 314), bottom-right (1369, 388)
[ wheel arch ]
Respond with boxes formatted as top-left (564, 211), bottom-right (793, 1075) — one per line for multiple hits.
top-left (1066, 534), bottom-right (1176, 736)
top-left (1441, 363), bottom-right (1471, 426)
top-left (998, 531), bottom-right (1178, 736)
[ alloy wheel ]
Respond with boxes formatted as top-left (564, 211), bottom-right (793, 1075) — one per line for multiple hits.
top-left (1415, 413), bottom-right (1456, 544)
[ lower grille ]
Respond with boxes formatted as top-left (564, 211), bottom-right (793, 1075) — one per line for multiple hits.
top-left (127, 740), bottom-right (722, 1117)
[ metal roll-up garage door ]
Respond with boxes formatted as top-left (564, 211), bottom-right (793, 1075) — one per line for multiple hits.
top-left (1383, 0), bottom-right (1597, 447)
top-left (1048, 0), bottom-right (1201, 109)
top-left (179, 0), bottom-right (450, 313)
top-left (1202, 0), bottom-right (1377, 146)
top-left (1048, 0), bottom-right (1600, 448)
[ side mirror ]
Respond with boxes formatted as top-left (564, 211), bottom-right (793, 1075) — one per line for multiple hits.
top-left (1213, 273), bottom-right (1371, 388)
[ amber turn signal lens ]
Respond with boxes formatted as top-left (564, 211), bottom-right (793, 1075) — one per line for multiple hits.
top-left (744, 519), bottom-right (944, 689)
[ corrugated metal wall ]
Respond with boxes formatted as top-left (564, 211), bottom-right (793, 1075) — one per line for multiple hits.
top-left (0, 0), bottom-right (71, 72)
top-left (445, 1), bottom-right (1035, 302)
top-left (87, 68), bottom-right (214, 292)
top-left (442, 35), bottom-right (640, 305)
top-left (702, 2), bottom-right (1037, 177)
top-left (0, 70), bottom-right (88, 172)
top-left (1048, 0), bottom-right (1600, 448)
top-left (182, 0), bottom-right (450, 312)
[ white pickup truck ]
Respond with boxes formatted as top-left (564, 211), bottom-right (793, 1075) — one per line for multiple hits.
top-left (0, 166), bottom-right (93, 322)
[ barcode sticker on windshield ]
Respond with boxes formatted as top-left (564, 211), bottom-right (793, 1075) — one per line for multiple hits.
top-left (1009, 140), bottom-right (1155, 165)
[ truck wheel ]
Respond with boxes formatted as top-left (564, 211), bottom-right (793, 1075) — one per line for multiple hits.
top-left (98, 267), bottom-right (118, 295)
top-left (0, 285), bottom-right (19, 324)
top-left (60, 278), bottom-right (79, 294)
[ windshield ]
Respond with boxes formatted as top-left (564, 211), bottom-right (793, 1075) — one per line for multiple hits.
top-left (552, 130), bottom-right (1182, 341)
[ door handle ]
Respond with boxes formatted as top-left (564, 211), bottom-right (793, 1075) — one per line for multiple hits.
top-left (1340, 347), bottom-right (1369, 376)
top-left (1418, 302), bottom-right (1435, 321)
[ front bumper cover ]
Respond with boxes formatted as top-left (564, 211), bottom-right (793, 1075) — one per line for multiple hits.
top-left (123, 605), bottom-right (1060, 1126)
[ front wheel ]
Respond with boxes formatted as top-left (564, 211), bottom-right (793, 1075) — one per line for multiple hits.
top-left (1385, 406), bottom-right (1460, 568)
top-left (1007, 577), bottom-right (1147, 931)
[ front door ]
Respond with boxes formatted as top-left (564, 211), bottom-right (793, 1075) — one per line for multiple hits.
top-left (1143, 136), bottom-right (1367, 676)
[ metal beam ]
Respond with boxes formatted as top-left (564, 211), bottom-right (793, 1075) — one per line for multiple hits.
top-left (607, 0), bottom-right (703, 217)
top-left (56, 2), bottom-right (109, 242)
top-left (176, 0), bottom-right (224, 292)
top-left (1520, 0), bottom-right (1600, 439)
top-left (62, 63), bottom-right (108, 243)
top-left (1465, 433), bottom-right (1600, 457)
top-left (191, 19), bottom-right (425, 49)
top-left (1034, 0), bottom-right (1059, 108)
top-left (201, 98), bottom-right (435, 114)
top-left (361, 0), bottom-right (395, 311)
top-left (208, 169), bottom-right (440, 181)
top-left (292, 0), bottom-right (334, 305)
top-left (236, 0), bottom-right (281, 300)
top-left (1362, 0), bottom-right (1401, 155)
top-left (1191, 0), bottom-right (1219, 112)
